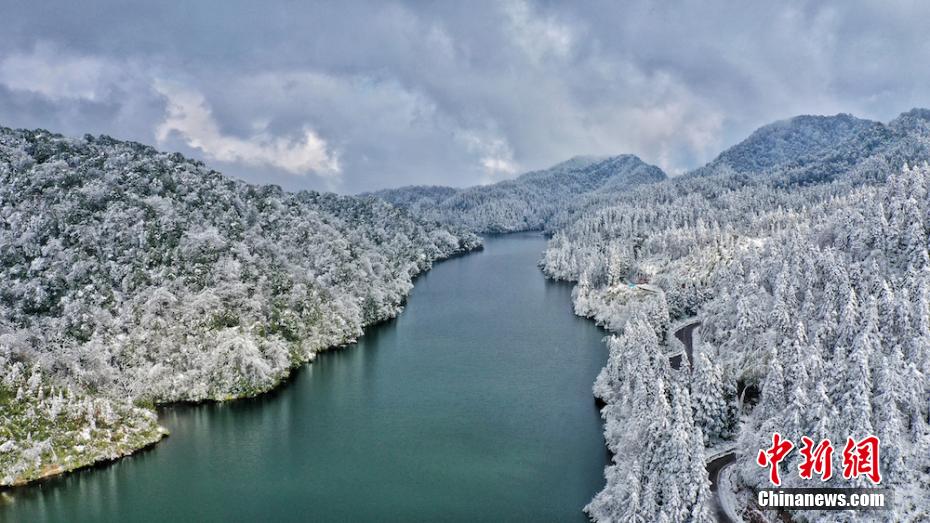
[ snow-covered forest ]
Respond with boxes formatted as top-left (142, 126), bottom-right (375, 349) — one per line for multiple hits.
top-left (0, 128), bottom-right (479, 485)
top-left (372, 155), bottom-right (666, 233)
top-left (548, 110), bottom-right (930, 522)
top-left (391, 109), bottom-right (930, 522)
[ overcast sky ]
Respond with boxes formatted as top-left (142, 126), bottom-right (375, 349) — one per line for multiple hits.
top-left (1, 1), bottom-right (928, 193)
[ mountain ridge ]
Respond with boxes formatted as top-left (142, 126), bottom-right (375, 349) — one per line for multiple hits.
top-left (371, 154), bottom-right (667, 233)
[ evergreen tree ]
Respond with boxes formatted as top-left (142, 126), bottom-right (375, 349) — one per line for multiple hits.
top-left (691, 344), bottom-right (730, 444)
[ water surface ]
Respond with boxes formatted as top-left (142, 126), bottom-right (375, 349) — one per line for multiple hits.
top-left (4, 233), bottom-right (608, 522)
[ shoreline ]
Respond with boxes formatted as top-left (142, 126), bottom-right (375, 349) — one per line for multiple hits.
top-left (1, 427), bottom-right (169, 491)
top-left (1, 242), bottom-right (483, 491)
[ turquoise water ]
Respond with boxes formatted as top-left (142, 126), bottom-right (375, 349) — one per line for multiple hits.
top-left (3, 233), bottom-right (608, 522)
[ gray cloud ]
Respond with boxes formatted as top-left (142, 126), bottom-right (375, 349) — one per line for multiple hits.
top-left (1, 0), bottom-right (928, 192)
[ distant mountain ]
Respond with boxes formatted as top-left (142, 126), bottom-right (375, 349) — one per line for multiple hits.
top-left (365, 185), bottom-right (460, 219)
top-left (371, 154), bottom-right (667, 233)
top-left (693, 113), bottom-right (878, 177)
top-left (374, 109), bottom-right (930, 237)
top-left (888, 107), bottom-right (930, 134)
top-left (690, 110), bottom-right (930, 184)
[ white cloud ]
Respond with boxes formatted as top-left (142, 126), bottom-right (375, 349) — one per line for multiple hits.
top-left (154, 81), bottom-right (340, 177)
top-left (458, 130), bottom-right (518, 182)
top-left (481, 153), bottom-right (518, 176)
top-left (618, 70), bottom-right (725, 174)
top-left (0, 43), bottom-right (123, 101)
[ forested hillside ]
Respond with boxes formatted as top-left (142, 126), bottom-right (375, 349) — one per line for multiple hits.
top-left (0, 128), bottom-right (479, 485)
top-left (540, 110), bottom-right (930, 521)
top-left (687, 113), bottom-right (880, 178)
top-left (372, 155), bottom-right (666, 233)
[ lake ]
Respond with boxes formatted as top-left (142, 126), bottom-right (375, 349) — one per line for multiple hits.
top-left (3, 232), bottom-right (609, 522)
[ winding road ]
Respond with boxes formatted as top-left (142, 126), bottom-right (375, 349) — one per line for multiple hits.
top-left (670, 320), bottom-right (700, 370)
top-left (706, 451), bottom-right (738, 523)
top-left (671, 321), bottom-right (739, 523)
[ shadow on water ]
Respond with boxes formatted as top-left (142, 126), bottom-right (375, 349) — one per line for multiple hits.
top-left (3, 232), bottom-right (609, 523)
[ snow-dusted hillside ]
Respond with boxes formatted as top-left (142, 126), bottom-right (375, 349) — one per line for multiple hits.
top-left (688, 113), bottom-right (881, 178)
top-left (541, 109), bottom-right (930, 521)
top-left (0, 128), bottom-right (479, 485)
top-left (371, 155), bottom-right (666, 233)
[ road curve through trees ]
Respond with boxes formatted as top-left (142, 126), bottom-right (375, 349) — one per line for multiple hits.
top-left (671, 321), bottom-right (700, 370)
top-left (671, 321), bottom-right (738, 523)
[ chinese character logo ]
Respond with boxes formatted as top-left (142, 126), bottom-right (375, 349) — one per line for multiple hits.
top-left (842, 436), bottom-right (881, 484)
top-left (798, 436), bottom-right (833, 481)
top-left (757, 433), bottom-right (881, 485)
top-left (756, 432), bottom-right (794, 486)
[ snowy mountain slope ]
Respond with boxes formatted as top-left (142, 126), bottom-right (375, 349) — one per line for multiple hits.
top-left (546, 111), bottom-right (930, 236)
top-left (541, 109), bottom-right (930, 521)
top-left (371, 154), bottom-right (667, 233)
top-left (0, 127), bottom-right (479, 485)
top-left (366, 185), bottom-right (459, 214)
top-left (690, 113), bottom-right (880, 177)
top-left (688, 110), bottom-right (930, 188)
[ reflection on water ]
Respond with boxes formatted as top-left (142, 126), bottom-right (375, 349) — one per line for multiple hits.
top-left (4, 233), bottom-right (608, 522)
